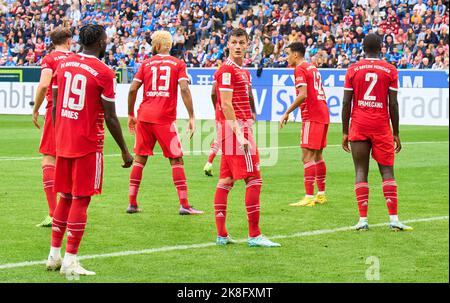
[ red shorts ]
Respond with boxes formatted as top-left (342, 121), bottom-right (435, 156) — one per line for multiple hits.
top-left (219, 132), bottom-right (261, 180)
top-left (134, 121), bottom-right (183, 158)
top-left (349, 123), bottom-right (394, 166)
top-left (54, 152), bottom-right (103, 197)
top-left (39, 108), bottom-right (56, 156)
top-left (301, 121), bottom-right (328, 150)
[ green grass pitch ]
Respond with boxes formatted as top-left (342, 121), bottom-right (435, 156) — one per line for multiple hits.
top-left (0, 115), bottom-right (448, 282)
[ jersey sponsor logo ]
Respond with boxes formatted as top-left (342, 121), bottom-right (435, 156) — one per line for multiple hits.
top-left (222, 73), bottom-right (231, 85)
top-left (357, 100), bottom-right (384, 108)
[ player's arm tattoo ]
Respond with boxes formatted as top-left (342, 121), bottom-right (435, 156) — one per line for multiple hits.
top-left (128, 80), bottom-right (142, 116)
top-left (388, 89), bottom-right (400, 136)
top-left (342, 90), bottom-right (353, 135)
top-left (102, 100), bottom-right (130, 154)
top-left (52, 87), bottom-right (58, 127)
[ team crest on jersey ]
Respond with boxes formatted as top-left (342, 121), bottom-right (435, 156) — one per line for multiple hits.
top-left (222, 73), bottom-right (231, 85)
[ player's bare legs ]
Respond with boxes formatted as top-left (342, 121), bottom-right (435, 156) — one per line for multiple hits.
top-left (215, 177), bottom-right (235, 244)
top-left (350, 141), bottom-right (371, 230)
top-left (127, 154), bottom-right (147, 214)
top-left (170, 157), bottom-right (204, 215)
top-left (37, 154), bottom-right (57, 227)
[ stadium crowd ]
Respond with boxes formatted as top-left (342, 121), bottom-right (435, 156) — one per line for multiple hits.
top-left (0, 0), bottom-right (448, 71)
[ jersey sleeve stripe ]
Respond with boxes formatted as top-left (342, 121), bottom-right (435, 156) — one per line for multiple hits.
top-left (389, 87), bottom-right (398, 91)
top-left (343, 87), bottom-right (354, 91)
top-left (133, 78), bottom-right (142, 83)
top-left (218, 88), bottom-right (234, 92)
top-left (41, 68), bottom-right (53, 73)
top-left (178, 77), bottom-right (189, 82)
top-left (296, 83), bottom-right (307, 87)
top-left (101, 94), bottom-right (115, 102)
top-left (52, 85), bottom-right (58, 88)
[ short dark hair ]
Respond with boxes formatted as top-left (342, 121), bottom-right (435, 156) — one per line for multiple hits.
top-left (229, 28), bottom-right (249, 41)
top-left (79, 24), bottom-right (105, 48)
top-left (286, 42), bottom-right (305, 57)
top-left (50, 27), bottom-right (72, 46)
top-left (363, 33), bottom-right (382, 54)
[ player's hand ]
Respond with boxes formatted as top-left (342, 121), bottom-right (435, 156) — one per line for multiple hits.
top-left (279, 113), bottom-right (289, 129)
top-left (121, 150), bottom-right (133, 168)
top-left (32, 110), bottom-right (40, 129)
top-left (342, 134), bottom-right (351, 153)
top-left (237, 133), bottom-right (250, 153)
top-left (394, 135), bottom-right (402, 153)
top-left (187, 117), bottom-right (195, 140)
top-left (128, 115), bottom-right (137, 135)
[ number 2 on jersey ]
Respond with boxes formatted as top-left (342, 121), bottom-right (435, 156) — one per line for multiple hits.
top-left (62, 71), bottom-right (87, 111)
top-left (364, 73), bottom-right (378, 101)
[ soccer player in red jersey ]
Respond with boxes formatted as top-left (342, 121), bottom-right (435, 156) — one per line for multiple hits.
top-left (280, 42), bottom-right (330, 207)
top-left (31, 27), bottom-right (73, 227)
top-left (203, 81), bottom-right (257, 177)
top-left (127, 31), bottom-right (203, 215)
top-left (213, 28), bottom-right (280, 247)
top-left (46, 25), bottom-right (133, 276)
top-left (342, 34), bottom-right (412, 231)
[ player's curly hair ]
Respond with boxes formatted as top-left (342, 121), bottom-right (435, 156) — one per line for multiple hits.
top-left (151, 30), bottom-right (173, 54)
top-left (79, 24), bottom-right (105, 48)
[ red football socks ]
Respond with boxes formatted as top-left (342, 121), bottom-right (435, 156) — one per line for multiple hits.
top-left (66, 196), bottom-right (91, 255)
top-left (315, 160), bottom-right (326, 193)
top-left (214, 183), bottom-right (233, 237)
top-left (172, 164), bottom-right (190, 209)
top-left (42, 164), bottom-right (57, 217)
top-left (383, 179), bottom-right (398, 215)
top-left (51, 194), bottom-right (72, 248)
top-left (355, 182), bottom-right (369, 218)
top-left (129, 161), bottom-right (145, 207)
top-left (303, 161), bottom-right (316, 196)
top-left (245, 178), bottom-right (262, 238)
top-left (207, 141), bottom-right (220, 164)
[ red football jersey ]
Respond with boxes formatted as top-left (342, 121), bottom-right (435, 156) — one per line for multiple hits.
top-left (41, 50), bottom-right (72, 109)
top-left (295, 62), bottom-right (330, 124)
top-left (344, 58), bottom-right (399, 129)
top-left (214, 58), bottom-right (253, 140)
top-left (133, 54), bottom-right (189, 124)
top-left (54, 53), bottom-right (116, 158)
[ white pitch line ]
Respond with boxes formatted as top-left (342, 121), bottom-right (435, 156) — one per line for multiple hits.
top-left (0, 215), bottom-right (447, 271)
top-left (0, 141), bottom-right (447, 162)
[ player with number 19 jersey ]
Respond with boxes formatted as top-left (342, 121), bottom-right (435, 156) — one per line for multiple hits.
top-left (344, 58), bottom-right (399, 165)
top-left (54, 53), bottom-right (116, 196)
top-left (294, 62), bottom-right (330, 150)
